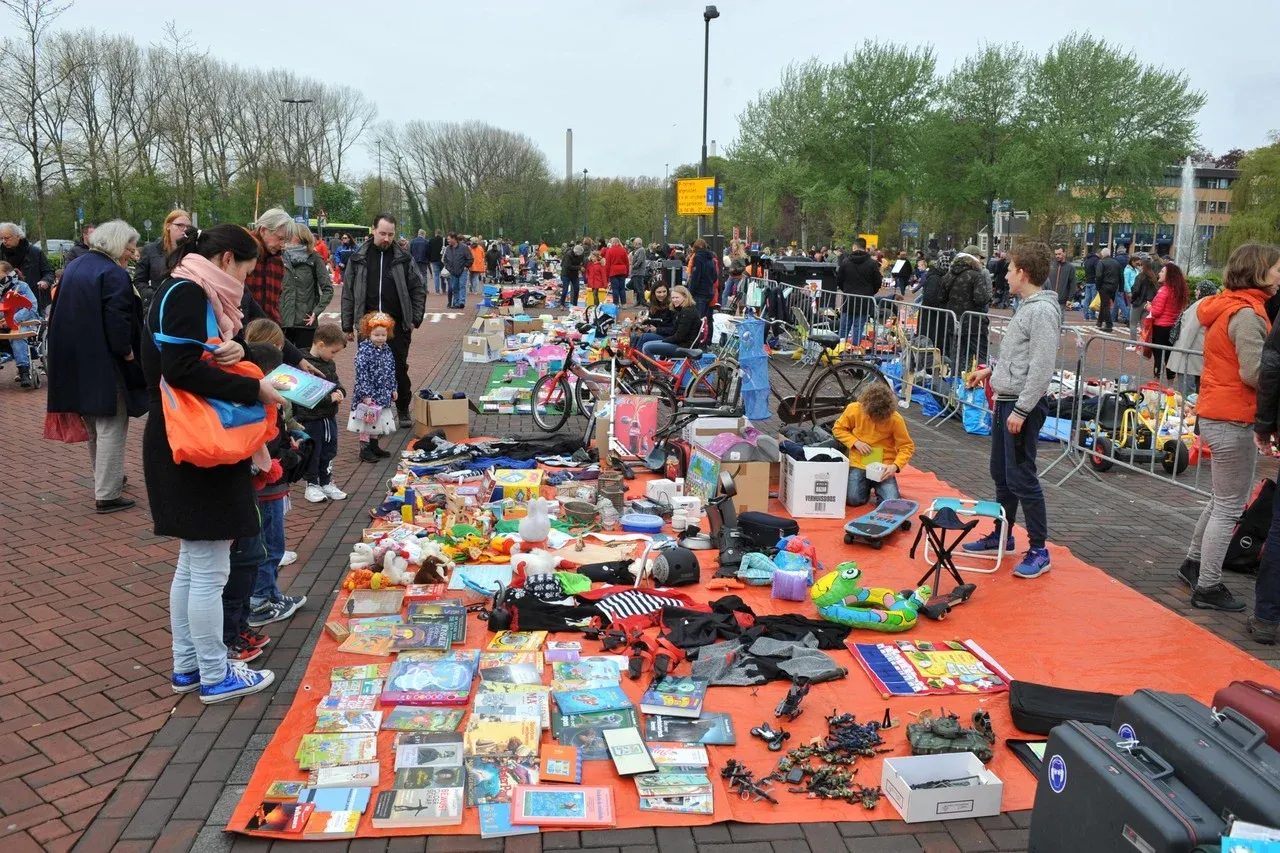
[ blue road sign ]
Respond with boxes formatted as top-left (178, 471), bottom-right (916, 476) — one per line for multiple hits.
top-left (294, 215), bottom-right (306, 224)
top-left (705, 187), bottom-right (724, 206)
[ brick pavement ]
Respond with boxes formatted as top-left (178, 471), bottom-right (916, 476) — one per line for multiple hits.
top-left (11, 297), bottom-right (1274, 852)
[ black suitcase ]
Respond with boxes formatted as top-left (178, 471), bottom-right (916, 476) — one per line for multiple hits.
top-left (1112, 689), bottom-right (1280, 826)
top-left (1028, 721), bottom-right (1224, 853)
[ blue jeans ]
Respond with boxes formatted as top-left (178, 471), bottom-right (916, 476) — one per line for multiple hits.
top-left (642, 340), bottom-right (682, 359)
top-left (250, 498), bottom-right (285, 606)
top-left (846, 467), bottom-right (900, 507)
top-left (226, 527), bottom-right (264, 644)
top-left (469, 271), bottom-right (481, 293)
top-left (990, 398), bottom-right (1049, 548)
top-left (1083, 282), bottom-right (1096, 319)
top-left (8, 307), bottom-right (36, 366)
top-left (431, 262), bottom-right (444, 294)
top-left (299, 417), bottom-right (338, 486)
top-left (450, 271), bottom-right (467, 306)
top-left (171, 539), bottom-right (232, 685)
top-left (560, 273), bottom-right (580, 307)
top-left (609, 275), bottom-right (627, 306)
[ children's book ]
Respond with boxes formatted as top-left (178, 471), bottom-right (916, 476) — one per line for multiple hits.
top-left (295, 787), bottom-right (372, 813)
top-left (328, 678), bottom-right (384, 697)
top-left (552, 686), bottom-right (633, 716)
top-left (476, 683), bottom-right (551, 728)
top-left (463, 719), bottom-right (540, 758)
top-left (330, 664), bottom-right (392, 682)
top-left (478, 663), bottom-right (544, 686)
top-left (643, 712), bottom-right (736, 745)
top-left (398, 648), bottom-right (480, 665)
top-left (648, 744), bottom-right (710, 767)
top-left (346, 616), bottom-right (402, 633)
top-left (638, 676), bottom-right (707, 719)
top-left (392, 765), bottom-right (466, 790)
top-left (638, 794), bottom-right (714, 815)
top-left (295, 734), bottom-right (377, 769)
top-left (390, 624), bottom-right (452, 652)
top-left (545, 640), bottom-right (581, 662)
top-left (550, 659), bottom-right (623, 691)
top-left (538, 743), bottom-right (582, 784)
top-left (381, 706), bottom-right (464, 732)
top-left (306, 763), bottom-right (380, 789)
top-left (603, 727), bottom-right (657, 775)
top-left (486, 631), bottom-right (547, 652)
top-left (315, 695), bottom-right (378, 714)
top-left (509, 785), bottom-right (616, 828)
top-left (472, 691), bottom-right (544, 727)
top-left (346, 589), bottom-right (405, 616)
top-left (464, 755), bottom-right (540, 806)
top-left (245, 800), bottom-right (314, 833)
top-left (554, 725), bottom-right (612, 762)
top-left (407, 600), bottom-right (467, 643)
top-left (381, 657), bottom-right (477, 706)
top-left (264, 363), bottom-right (337, 409)
top-left (552, 707), bottom-right (639, 739)
top-left (336, 633), bottom-right (393, 657)
top-left (478, 802), bottom-right (539, 839)
top-left (404, 582), bottom-right (448, 602)
top-left (393, 736), bottom-right (464, 771)
top-left (478, 651), bottom-right (544, 669)
top-left (312, 711), bottom-right (382, 734)
top-left (263, 781), bottom-right (305, 800)
top-left (371, 788), bottom-right (463, 828)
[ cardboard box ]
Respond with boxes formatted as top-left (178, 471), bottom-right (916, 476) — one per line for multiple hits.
top-left (489, 469), bottom-right (544, 502)
top-left (779, 454), bottom-right (848, 518)
top-left (881, 754), bottom-right (1003, 823)
top-left (506, 317), bottom-right (544, 335)
top-left (683, 416), bottom-right (751, 448)
top-left (463, 334), bottom-right (498, 363)
top-left (686, 445), bottom-right (772, 513)
top-left (481, 317), bottom-right (506, 336)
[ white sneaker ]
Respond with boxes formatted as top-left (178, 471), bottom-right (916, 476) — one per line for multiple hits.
top-left (278, 550), bottom-right (298, 568)
top-left (304, 484), bottom-right (327, 503)
top-left (321, 484), bottom-right (348, 501)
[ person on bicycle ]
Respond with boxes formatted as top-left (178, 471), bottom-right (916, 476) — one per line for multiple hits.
top-left (638, 285), bottom-right (700, 358)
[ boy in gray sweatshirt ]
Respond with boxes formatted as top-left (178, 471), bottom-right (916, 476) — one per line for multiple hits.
top-left (964, 242), bottom-right (1061, 579)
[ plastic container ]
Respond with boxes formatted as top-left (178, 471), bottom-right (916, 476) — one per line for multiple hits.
top-left (619, 514), bottom-right (664, 534)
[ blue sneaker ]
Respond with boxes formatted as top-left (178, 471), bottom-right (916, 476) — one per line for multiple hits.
top-left (171, 670), bottom-right (200, 694)
top-left (963, 531), bottom-right (1014, 555)
top-left (199, 661), bottom-right (275, 705)
top-left (1014, 548), bottom-right (1052, 579)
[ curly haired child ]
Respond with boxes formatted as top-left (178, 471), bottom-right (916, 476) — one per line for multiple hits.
top-left (349, 311), bottom-right (398, 463)
top-left (832, 382), bottom-right (915, 507)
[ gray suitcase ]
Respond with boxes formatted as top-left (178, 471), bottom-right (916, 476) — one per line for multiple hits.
top-left (1028, 721), bottom-right (1224, 852)
top-left (1112, 688), bottom-right (1280, 826)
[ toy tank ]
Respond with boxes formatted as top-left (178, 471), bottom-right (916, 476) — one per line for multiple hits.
top-left (906, 710), bottom-right (995, 763)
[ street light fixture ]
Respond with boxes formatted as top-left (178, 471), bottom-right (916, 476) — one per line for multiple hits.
top-left (865, 122), bottom-right (876, 235)
top-left (699, 5), bottom-right (719, 243)
top-left (281, 97), bottom-right (314, 223)
top-left (581, 169), bottom-right (589, 237)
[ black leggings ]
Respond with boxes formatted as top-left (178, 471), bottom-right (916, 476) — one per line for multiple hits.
top-left (1152, 324), bottom-right (1175, 381)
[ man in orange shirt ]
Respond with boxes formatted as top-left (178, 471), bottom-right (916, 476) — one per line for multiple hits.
top-left (469, 237), bottom-right (486, 294)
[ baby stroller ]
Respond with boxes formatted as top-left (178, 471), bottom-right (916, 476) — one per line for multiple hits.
top-left (0, 315), bottom-right (47, 389)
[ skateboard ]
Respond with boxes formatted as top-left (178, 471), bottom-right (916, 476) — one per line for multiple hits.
top-left (843, 499), bottom-right (919, 549)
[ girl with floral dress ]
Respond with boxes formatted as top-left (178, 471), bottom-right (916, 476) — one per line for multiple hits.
top-left (348, 311), bottom-right (398, 462)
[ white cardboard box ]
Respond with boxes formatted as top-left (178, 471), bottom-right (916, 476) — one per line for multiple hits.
top-left (682, 416), bottom-right (751, 448)
top-left (778, 453), bottom-right (847, 518)
top-left (462, 335), bottom-right (498, 363)
top-left (881, 754), bottom-right (1003, 823)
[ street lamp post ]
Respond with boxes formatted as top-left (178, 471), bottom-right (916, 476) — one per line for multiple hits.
top-left (376, 140), bottom-right (384, 210)
top-left (663, 163), bottom-right (669, 241)
top-left (281, 97), bottom-right (314, 224)
top-left (699, 5), bottom-right (719, 242)
top-left (864, 123), bottom-right (876, 235)
top-left (581, 169), bottom-right (589, 237)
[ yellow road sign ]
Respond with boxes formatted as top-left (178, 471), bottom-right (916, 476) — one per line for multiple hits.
top-left (676, 177), bottom-right (715, 216)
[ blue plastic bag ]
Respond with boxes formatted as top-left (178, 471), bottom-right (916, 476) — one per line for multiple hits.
top-left (961, 386), bottom-right (991, 436)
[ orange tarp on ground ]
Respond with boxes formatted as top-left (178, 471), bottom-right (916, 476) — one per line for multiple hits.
top-left (229, 467), bottom-right (1279, 838)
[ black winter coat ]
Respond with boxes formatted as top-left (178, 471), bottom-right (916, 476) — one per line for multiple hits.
top-left (340, 242), bottom-right (426, 335)
top-left (132, 239), bottom-right (169, 310)
top-left (939, 256), bottom-right (992, 316)
top-left (1257, 318), bottom-right (1280, 436)
top-left (45, 250), bottom-right (147, 418)
top-left (835, 250), bottom-right (881, 296)
top-left (0, 238), bottom-right (54, 308)
top-left (1096, 257), bottom-right (1122, 294)
top-left (663, 304), bottom-right (702, 349)
top-left (141, 278), bottom-right (263, 541)
top-left (687, 249), bottom-right (718, 301)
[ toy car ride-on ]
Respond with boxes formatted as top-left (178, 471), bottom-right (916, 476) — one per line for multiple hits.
top-left (1080, 391), bottom-right (1190, 475)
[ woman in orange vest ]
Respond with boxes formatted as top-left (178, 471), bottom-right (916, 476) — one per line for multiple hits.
top-left (469, 237), bottom-right (486, 294)
top-left (1178, 242), bottom-right (1280, 613)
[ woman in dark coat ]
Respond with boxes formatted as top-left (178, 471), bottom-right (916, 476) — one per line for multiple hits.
top-left (141, 223), bottom-right (283, 703)
top-left (46, 220), bottom-right (147, 514)
top-left (132, 208), bottom-right (192, 310)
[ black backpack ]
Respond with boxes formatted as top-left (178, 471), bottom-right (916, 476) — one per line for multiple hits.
top-left (1223, 478), bottom-right (1275, 574)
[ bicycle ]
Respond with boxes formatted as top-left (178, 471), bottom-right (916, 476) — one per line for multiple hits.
top-left (530, 334), bottom-right (676, 433)
top-left (586, 332), bottom-right (727, 408)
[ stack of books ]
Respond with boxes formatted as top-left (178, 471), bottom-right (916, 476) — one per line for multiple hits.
top-left (371, 732), bottom-right (466, 828)
top-left (551, 684), bottom-right (640, 762)
top-left (636, 745), bottom-right (713, 814)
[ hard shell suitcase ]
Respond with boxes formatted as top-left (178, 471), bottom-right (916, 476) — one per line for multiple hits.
top-left (1212, 680), bottom-right (1280, 750)
top-left (1028, 721), bottom-right (1224, 853)
top-left (1112, 689), bottom-right (1280, 826)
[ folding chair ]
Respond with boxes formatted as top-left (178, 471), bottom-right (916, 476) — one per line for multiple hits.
top-left (909, 505), bottom-right (978, 618)
top-left (921, 497), bottom-right (1009, 574)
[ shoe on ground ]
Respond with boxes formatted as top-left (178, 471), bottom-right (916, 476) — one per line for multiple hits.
top-left (276, 592), bottom-right (307, 613)
top-left (359, 445), bottom-right (379, 464)
top-left (1177, 558), bottom-right (1200, 589)
top-left (304, 484), bottom-right (327, 503)
top-left (278, 550), bottom-right (298, 568)
top-left (171, 670), bottom-right (200, 694)
top-left (962, 531), bottom-right (1015, 555)
top-left (1013, 547), bottom-right (1052, 579)
top-left (239, 628), bottom-right (270, 650)
top-left (227, 638), bottom-right (262, 663)
top-left (247, 595), bottom-right (301, 627)
top-left (321, 484), bottom-right (347, 501)
top-left (199, 661), bottom-right (274, 704)
top-left (1190, 583), bottom-right (1245, 612)
top-left (1247, 615), bottom-right (1278, 645)
top-left (96, 497), bottom-right (135, 514)
top-left (397, 413), bottom-right (413, 429)
top-left (18, 367), bottom-right (32, 388)
top-left (371, 442), bottom-right (391, 459)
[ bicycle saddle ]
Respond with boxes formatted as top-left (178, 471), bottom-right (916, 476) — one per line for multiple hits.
top-left (807, 331), bottom-right (842, 347)
top-left (674, 348), bottom-right (704, 359)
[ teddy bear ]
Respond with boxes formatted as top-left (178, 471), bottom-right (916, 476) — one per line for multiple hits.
top-left (381, 540), bottom-right (421, 586)
top-left (349, 542), bottom-right (376, 571)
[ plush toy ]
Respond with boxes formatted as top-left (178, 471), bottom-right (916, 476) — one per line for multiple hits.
top-left (810, 562), bottom-right (931, 633)
top-left (381, 540), bottom-right (421, 586)
top-left (512, 549), bottom-right (569, 600)
top-left (349, 542), bottom-right (376, 571)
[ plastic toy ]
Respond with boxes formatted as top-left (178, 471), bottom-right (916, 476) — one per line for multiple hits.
top-left (774, 679), bottom-right (810, 721)
top-left (751, 723), bottom-right (791, 751)
top-left (843, 498), bottom-right (919, 549)
top-left (721, 760), bottom-right (778, 803)
top-left (810, 562), bottom-right (930, 633)
top-left (906, 709), bottom-right (996, 763)
top-left (517, 497), bottom-right (553, 548)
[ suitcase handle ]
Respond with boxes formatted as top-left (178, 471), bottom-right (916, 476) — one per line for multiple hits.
top-left (1211, 705), bottom-right (1267, 752)
top-left (1129, 745), bottom-right (1176, 782)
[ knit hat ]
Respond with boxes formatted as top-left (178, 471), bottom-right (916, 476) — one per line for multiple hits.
top-left (961, 244), bottom-right (981, 257)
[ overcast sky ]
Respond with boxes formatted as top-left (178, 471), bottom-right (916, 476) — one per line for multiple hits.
top-left (67, 0), bottom-right (1279, 180)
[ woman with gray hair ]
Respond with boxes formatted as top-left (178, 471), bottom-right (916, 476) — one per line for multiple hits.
top-left (45, 219), bottom-right (148, 513)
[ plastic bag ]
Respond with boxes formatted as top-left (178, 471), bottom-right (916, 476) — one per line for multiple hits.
top-left (961, 386), bottom-right (992, 436)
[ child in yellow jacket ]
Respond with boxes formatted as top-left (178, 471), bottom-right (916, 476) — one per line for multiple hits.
top-left (831, 382), bottom-right (915, 506)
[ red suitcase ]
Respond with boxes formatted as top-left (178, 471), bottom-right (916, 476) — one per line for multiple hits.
top-left (1213, 680), bottom-right (1280, 750)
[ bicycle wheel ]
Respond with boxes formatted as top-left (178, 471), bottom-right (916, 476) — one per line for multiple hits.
top-left (688, 358), bottom-right (740, 409)
top-left (531, 373), bottom-right (574, 432)
top-left (629, 375), bottom-right (678, 435)
top-left (806, 361), bottom-right (889, 429)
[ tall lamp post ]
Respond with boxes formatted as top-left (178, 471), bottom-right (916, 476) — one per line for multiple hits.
top-left (699, 4), bottom-right (719, 243)
top-left (663, 163), bottom-right (670, 240)
top-left (281, 97), bottom-right (314, 224)
top-left (581, 168), bottom-right (589, 237)
top-left (864, 122), bottom-right (876, 236)
top-left (376, 140), bottom-right (384, 209)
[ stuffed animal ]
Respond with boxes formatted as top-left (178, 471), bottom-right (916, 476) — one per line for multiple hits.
top-left (513, 549), bottom-right (569, 601)
top-left (381, 540), bottom-right (421, 586)
top-left (349, 542), bottom-right (376, 571)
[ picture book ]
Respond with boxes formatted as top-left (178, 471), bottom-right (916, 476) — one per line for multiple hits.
top-left (464, 755), bottom-right (540, 806)
top-left (294, 734), bottom-right (377, 769)
top-left (306, 763), bottom-right (380, 789)
top-left (390, 624), bottom-right (452, 652)
top-left (639, 794), bottom-right (714, 815)
top-left (296, 787), bottom-right (372, 813)
top-left (398, 649), bottom-right (480, 665)
top-left (509, 785), bottom-right (616, 828)
top-left (486, 631), bottom-right (547, 652)
top-left (393, 738), bottom-right (465, 771)
top-left (477, 683), bottom-right (551, 728)
top-left (407, 600), bottom-right (467, 643)
top-left (603, 726), bottom-right (657, 775)
top-left (847, 638), bottom-right (1012, 697)
top-left (382, 706), bottom-right (465, 732)
top-left (263, 781), bottom-right (305, 800)
top-left (472, 691), bottom-right (544, 726)
top-left (328, 678), bottom-right (384, 697)
top-left (347, 616), bottom-right (402, 633)
top-left (392, 765), bottom-right (466, 790)
top-left (404, 582), bottom-right (448, 602)
top-left (264, 363), bottom-right (337, 409)
top-left (345, 589), bottom-right (405, 616)
top-left (633, 772), bottom-right (713, 797)
top-left (479, 802), bottom-right (540, 839)
top-left (554, 725), bottom-right (612, 762)
top-left (313, 711), bottom-right (382, 734)
top-left (371, 788), bottom-right (463, 828)
top-left (552, 685), bottom-right (633, 716)
top-left (330, 664), bottom-right (392, 682)
top-left (245, 800), bottom-right (314, 833)
top-left (315, 695), bottom-right (378, 714)
top-left (545, 640), bottom-right (581, 662)
top-left (478, 651), bottom-right (544, 669)
top-left (639, 676), bottom-right (708, 719)
top-left (533, 742), bottom-right (580, 782)
top-left (336, 633), bottom-right (394, 657)
top-left (649, 744), bottom-right (709, 767)
top-left (552, 707), bottom-right (639, 739)
top-left (463, 719), bottom-right (540, 757)
top-left (381, 657), bottom-right (477, 706)
top-left (550, 659), bottom-right (623, 690)
top-left (478, 663), bottom-right (544, 686)
top-left (301, 809), bottom-right (361, 840)
top-left (643, 713), bottom-right (736, 745)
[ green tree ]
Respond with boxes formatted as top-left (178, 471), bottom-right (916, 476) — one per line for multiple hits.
top-left (1215, 137), bottom-right (1280, 261)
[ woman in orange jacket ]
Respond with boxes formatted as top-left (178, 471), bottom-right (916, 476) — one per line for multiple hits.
top-left (469, 238), bottom-right (486, 293)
